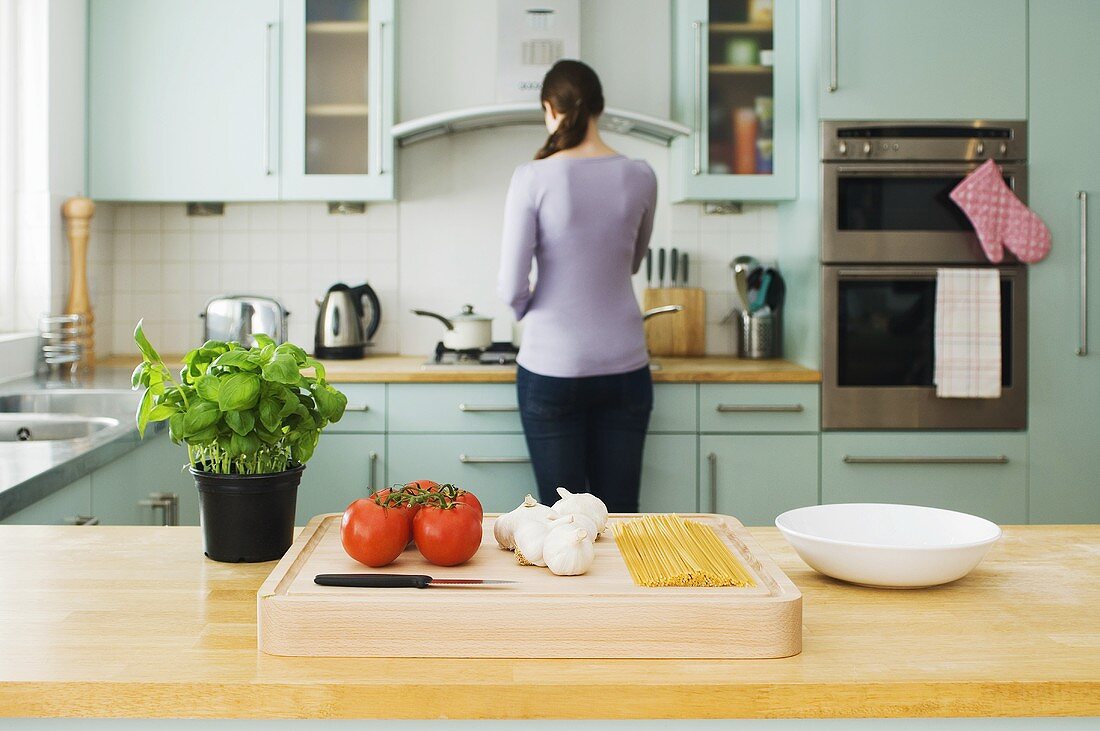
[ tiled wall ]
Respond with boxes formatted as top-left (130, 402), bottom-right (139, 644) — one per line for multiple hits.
top-left (97, 130), bottom-right (780, 358)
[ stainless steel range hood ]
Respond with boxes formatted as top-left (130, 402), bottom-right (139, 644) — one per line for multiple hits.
top-left (391, 103), bottom-right (691, 147)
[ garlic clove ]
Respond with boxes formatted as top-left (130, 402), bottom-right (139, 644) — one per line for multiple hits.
top-left (493, 494), bottom-right (554, 551)
top-left (550, 487), bottom-right (609, 534)
top-left (543, 524), bottom-right (596, 576)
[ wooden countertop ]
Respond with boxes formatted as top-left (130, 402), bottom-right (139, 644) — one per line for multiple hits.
top-left (97, 354), bottom-right (822, 384)
top-left (0, 525), bottom-right (1096, 719)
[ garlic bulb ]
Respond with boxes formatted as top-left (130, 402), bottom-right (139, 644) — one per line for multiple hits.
top-left (543, 525), bottom-right (595, 576)
top-left (514, 514), bottom-right (573, 567)
top-left (493, 494), bottom-right (554, 550)
top-left (550, 487), bottom-right (609, 534)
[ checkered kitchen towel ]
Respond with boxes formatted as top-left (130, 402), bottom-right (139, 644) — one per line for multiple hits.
top-left (934, 268), bottom-right (1001, 398)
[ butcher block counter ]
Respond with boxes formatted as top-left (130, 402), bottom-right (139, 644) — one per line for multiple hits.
top-left (0, 525), bottom-right (1097, 720)
top-left (96, 354), bottom-right (822, 384)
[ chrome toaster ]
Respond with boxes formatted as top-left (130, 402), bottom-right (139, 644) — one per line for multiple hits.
top-left (200, 295), bottom-right (289, 347)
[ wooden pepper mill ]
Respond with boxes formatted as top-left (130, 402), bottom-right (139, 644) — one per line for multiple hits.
top-left (62, 197), bottom-right (96, 366)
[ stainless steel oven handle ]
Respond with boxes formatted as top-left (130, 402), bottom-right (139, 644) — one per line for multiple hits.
top-left (843, 455), bottom-right (1009, 465)
top-left (827, 0), bottom-right (838, 93)
top-left (830, 164), bottom-right (1004, 176)
top-left (836, 268), bottom-right (1019, 280)
top-left (691, 20), bottom-right (704, 176)
top-left (1078, 190), bottom-right (1089, 356)
top-left (458, 455), bottom-right (530, 464)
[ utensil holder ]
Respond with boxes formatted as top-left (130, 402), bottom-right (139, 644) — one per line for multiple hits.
top-left (737, 309), bottom-right (779, 359)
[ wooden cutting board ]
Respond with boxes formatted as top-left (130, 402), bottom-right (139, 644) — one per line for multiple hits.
top-left (258, 513), bottom-right (801, 659)
top-left (644, 287), bottom-right (706, 356)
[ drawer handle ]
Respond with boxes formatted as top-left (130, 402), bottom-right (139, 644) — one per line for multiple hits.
top-left (346, 405), bottom-right (371, 412)
top-left (367, 451), bottom-right (378, 493)
top-left (458, 454), bottom-right (530, 464)
top-left (716, 404), bottom-right (804, 413)
top-left (843, 455), bottom-right (1009, 465)
top-left (64, 515), bottom-right (99, 526)
top-left (707, 452), bottom-right (718, 512)
top-left (458, 404), bottom-right (518, 413)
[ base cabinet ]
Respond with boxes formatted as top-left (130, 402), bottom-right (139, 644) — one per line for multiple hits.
top-left (91, 433), bottom-right (197, 526)
top-left (821, 432), bottom-right (1027, 524)
top-left (387, 434), bottom-right (535, 513)
top-left (297, 434), bottom-right (385, 521)
top-left (700, 434), bottom-right (819, 527)
top-left (1, 477), bottom-right (92, 525)
top-left (639, 434), bottom-right (698, 513)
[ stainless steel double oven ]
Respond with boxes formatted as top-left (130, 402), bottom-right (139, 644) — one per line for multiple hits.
top-left (820, 121), bottom-right (1028, 430)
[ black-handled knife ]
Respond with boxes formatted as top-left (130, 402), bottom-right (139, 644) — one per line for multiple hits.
top-left (681, 252), bottom-right (689, 286)
top-left (315, 573), bottom-right (517, 589)
top-left (670, 247), bottom-right (679, 287)
top-left (646, 248), bottom-right (653, 287)
top-left (657, 248), bottom-right (666, 288)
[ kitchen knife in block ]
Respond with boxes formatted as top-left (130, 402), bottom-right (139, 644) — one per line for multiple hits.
top-left (643, 287), bottom-right (705, 356)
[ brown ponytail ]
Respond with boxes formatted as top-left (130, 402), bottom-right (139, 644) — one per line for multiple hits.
top-left (535, 60), bottom-right (605, 160)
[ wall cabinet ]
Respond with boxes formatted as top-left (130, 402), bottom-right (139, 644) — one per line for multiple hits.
top-left (1027, 0), bottom-right (1100, 524)
top-left (821, 432), bottom-right (1027, 524)
top-left (87, 0), bottom-right (395, 202)
top-left (817, 0), bottom-right (1027, 121)
top-left (670, 0), bottom-right (798, 201)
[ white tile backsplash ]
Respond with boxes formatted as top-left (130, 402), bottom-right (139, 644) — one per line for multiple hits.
top-left (97, 142), bottom-right (779, 357)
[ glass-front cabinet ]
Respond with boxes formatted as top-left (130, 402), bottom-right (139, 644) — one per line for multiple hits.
top-left (671, 0), bottom-right (796, 201)
top-left (281, 0), bottom-right (395, 200)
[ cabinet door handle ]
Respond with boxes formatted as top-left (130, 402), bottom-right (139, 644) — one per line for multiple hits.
top-left (458, 454), bottom-right (530, 464)
top-left (263, 22), bottom-right (275, 176)
top-left (827, 0), bottom-right (838, 92)
top-left (139, 492), bottom-right (180, 526)
top-left (706, 452), bottom-right (718, 512)
top-left (458, 403), bottom-right (518, 413)
top-left (715, 404), bottom-right (804, 413)
top-left (375, 20), bottom-right (388, 175)
top-left (64, 515), bottom-right (99, 526)
top-left (367, 451), bottom-right (378, 493)
top-left (691, 20), bottom-right (704, 175)
top-left (842, 455), bottom-right (1009, 465)
top-left (347, 405), bottom-right (371, 412)
top-left (1078, 190), bottom-right (1089, 356)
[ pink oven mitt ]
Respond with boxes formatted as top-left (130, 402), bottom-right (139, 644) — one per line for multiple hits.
top-left (949, 159), bottom-right (1051, 264)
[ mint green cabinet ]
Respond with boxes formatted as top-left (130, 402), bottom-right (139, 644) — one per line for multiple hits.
top-left (650, 384), bottom-right (698, 433)
top-left (670, 0), bottom-right (798, 201)
top-left (640, 435), bottom-right (699, 513)
top-left (387, 434), bottom-right (535, 512)
top-left (91, 433), bottom-right (197, 526)
top-left (1, 478), bottom-right (92, 525)
top-left (818, 0), bottom-right (1027, 120)
top-left (297, 434), bottom-right (385, 521)
top-left (326, 384), bottom-right (387, 433)
top-left (280, 0), bottom-right (395, 200)
top-left (821, 433), bottom-right (1027, 524)
top-left (1027, 0), bottom-right (1100, 524)
top-left (700, 434), bottom-right (818, 526)
top-left (699, 384), bottom-right (819, 433)
top-left (88, 0), bottom-right (281, 201)
top-left (388, 384), bottom-right (521, 433)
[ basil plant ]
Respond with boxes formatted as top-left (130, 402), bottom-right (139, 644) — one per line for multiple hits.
top-left (132, 321), bottom-right (347, 475)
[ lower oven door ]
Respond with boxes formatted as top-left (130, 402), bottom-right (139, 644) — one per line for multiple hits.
top-left (822, 162), bottom-right (1028, 264)
top-left (822, 265), bottom-right (1027, 430)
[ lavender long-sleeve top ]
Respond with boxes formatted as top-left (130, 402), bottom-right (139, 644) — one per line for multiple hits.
top-left (498, 155), bottom-right (657, 378)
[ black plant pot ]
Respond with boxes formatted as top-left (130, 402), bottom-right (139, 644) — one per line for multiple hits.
top-left (192, 463), bottom-right (304, 563)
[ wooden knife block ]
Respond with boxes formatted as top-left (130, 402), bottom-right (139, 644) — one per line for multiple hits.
top-left (644, 287), bottom-right (706, 356)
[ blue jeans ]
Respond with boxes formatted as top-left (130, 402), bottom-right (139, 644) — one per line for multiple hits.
top-left (516, 364), bottom-right (653, 512)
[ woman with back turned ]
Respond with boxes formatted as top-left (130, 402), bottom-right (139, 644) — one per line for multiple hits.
top-left (498, 60), bottom-right (658, 512)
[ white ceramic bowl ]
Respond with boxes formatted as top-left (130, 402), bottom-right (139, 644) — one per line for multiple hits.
top-left (775, 503), bottom-right (1001, 588)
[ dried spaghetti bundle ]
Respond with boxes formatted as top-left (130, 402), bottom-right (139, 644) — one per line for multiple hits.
top-left (612, 514), bottom-right (755, 588)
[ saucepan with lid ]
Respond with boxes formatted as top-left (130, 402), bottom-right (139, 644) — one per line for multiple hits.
top-left (413, 304), bottom-right (493, 351)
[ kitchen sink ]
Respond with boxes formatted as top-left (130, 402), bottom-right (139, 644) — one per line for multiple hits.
top-left (0, 389), bottom-right (139, 417)
top-left (0, 414), bottom-right (120, 442)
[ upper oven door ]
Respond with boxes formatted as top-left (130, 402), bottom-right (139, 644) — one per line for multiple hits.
top-left (822, 162), bottom-right (1028, 264)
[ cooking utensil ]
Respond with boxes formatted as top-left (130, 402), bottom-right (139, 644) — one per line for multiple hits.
top-left (751, 269), bottom-right (773, 312)
top-left (775, 504), bottom-right (1001, 589)
top-left (658, 248), bottom-right (666, 288)
top-left (412, 304), bottom-right (493, 351)
top-left (202, 295), bottom-right (290, 347)
top-left (314, 283), bottom-right (381, 359)
top-left (681, 252), bottom-right (689, 286)
top-left (730, 255), bottom-right (760, 313)
top-left (314, 573), bottom-right (517, 589)
top-left (670, 247), bottom-right (679, 285)
top-left (646, 248), bottom-right (653, 286)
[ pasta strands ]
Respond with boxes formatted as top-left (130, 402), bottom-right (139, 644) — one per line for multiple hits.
top-left (612, 514), bottom-right (755, 588)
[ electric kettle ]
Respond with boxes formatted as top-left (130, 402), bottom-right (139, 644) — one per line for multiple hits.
top-left (314, 282), bottom-right (382, 359)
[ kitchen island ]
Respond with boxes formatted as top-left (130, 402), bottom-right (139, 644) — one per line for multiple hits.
top-left (0, 524), bottom-right (1096, 723)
